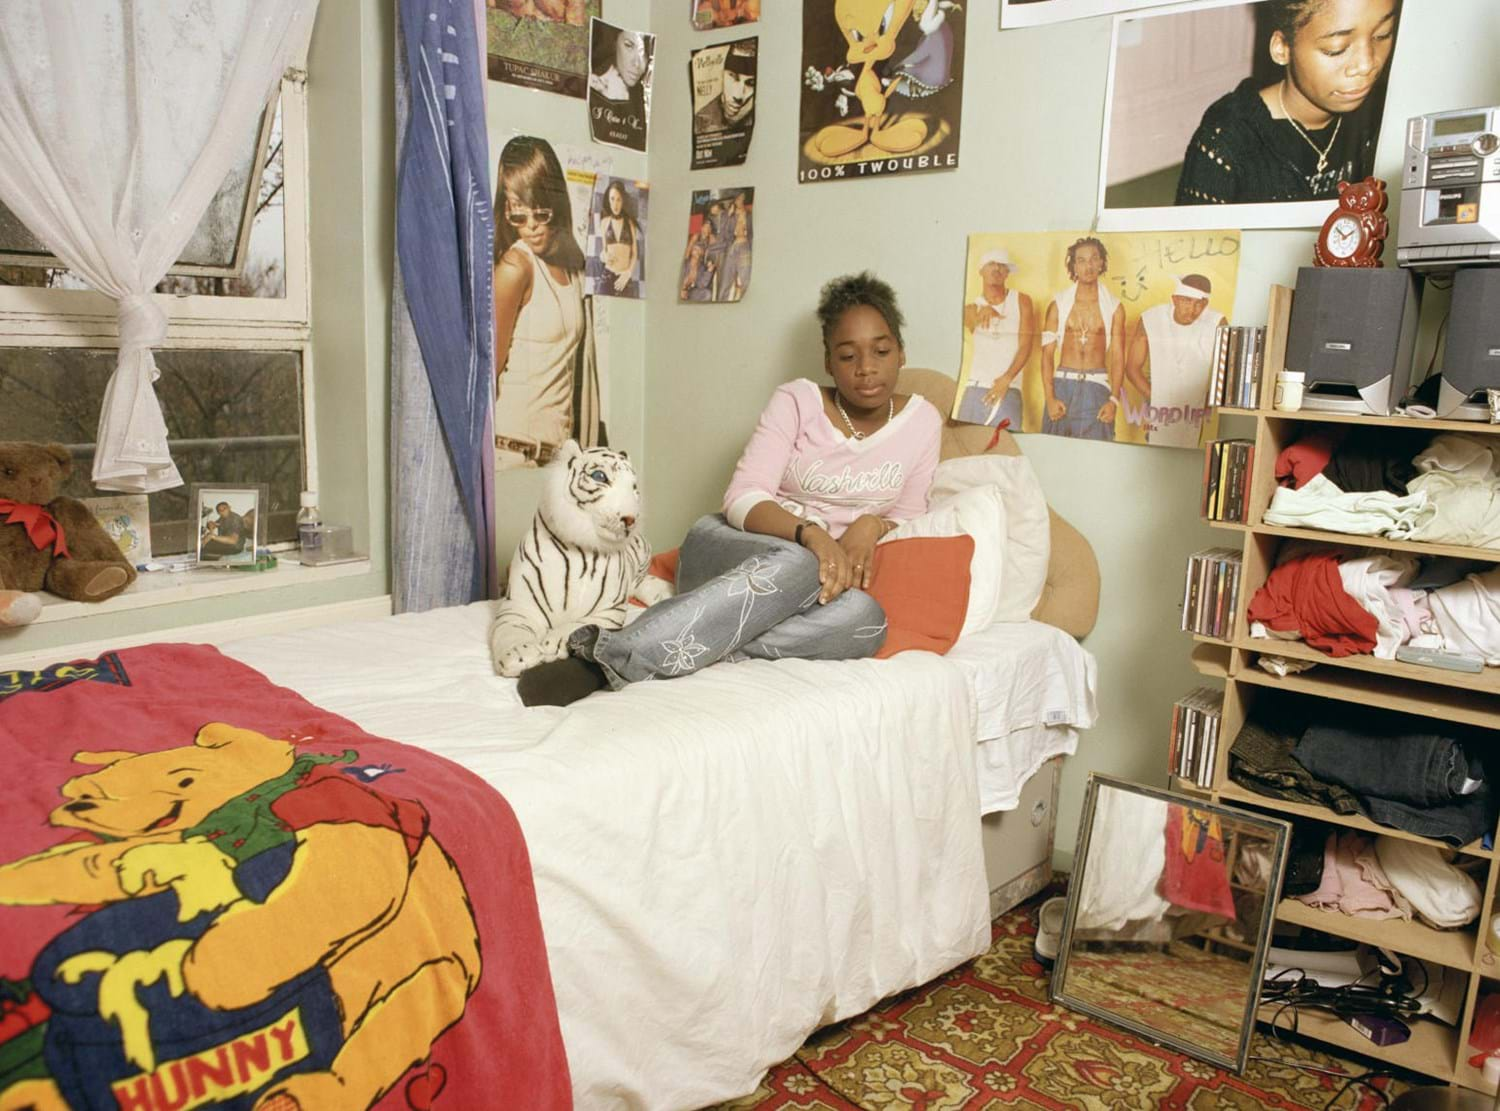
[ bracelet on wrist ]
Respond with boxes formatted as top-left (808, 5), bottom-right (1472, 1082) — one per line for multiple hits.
top-left (794, 521), bottom-right (808, 546)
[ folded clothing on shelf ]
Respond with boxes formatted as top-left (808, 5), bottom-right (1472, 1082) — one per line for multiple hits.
top-left (1375, 837), bottom-right (1482, 929)
top-left (1275, 426), bottom-right (1423, 496)
top-left (1229, 706), bottom-right (1497, 848)
top-left (1246, 550), bottom-right (1379, 657)
top-left (1264, 474), bottom-right (1433, 539)
top-left (1294, 713), bottom-right (1493, 847)
top-left (1248, 541), bottom-right (1500, 666)
top-left (1295, 829), bottom-right (1412, 921)
top-left (1229, 719), bottom-right (1363, 817)
top-left (1427, 565), bottom-right (1500, 666)
top-left (1270, 429), bottom-right (1500, 549)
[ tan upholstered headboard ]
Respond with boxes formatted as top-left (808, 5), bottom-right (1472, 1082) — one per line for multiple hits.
top-left (898, 368), bottom-right (1100, 639)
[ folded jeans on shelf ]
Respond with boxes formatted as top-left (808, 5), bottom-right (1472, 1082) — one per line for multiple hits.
top-left (1229, 720), bottom-right (1363, 817)
top-left (1293, 724), bottom-right (1479, 810)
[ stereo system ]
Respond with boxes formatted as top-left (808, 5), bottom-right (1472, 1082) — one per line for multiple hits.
top-left (1285, 267), bottom-right (1418, 416)
top-left (1399, 106), bottom-right (1500, 271)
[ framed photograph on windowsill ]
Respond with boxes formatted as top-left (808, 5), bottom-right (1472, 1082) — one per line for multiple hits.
top-left (191, 484), bottom-right (266, 567)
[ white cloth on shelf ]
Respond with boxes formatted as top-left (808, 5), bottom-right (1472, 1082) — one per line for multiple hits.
top-left (1413, 434), bottom-right (1498, 481)
top-left (0, 1), bottom-right (317, 491)
top-left (1262, 474), bottom-right (1434, 539)
top-left (1428, 566), bottom-right (1500, 665)
top-left (1375, 836), bottom-right (1482, 930)
top-left (1336, 553), bottom-right (1419, 660)
top-left (1407, 470), bottom-right (1500, 549)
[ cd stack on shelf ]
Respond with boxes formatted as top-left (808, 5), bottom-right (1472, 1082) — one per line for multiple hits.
top-left (1180, 548), bottom-right (1242, 639)
top-left (1169, 687), bottom-right (1224, 788)
top-left (1208, 324), bottom-right (1266, 409)
top-left (1201, 439), bottom-right (1255, 523)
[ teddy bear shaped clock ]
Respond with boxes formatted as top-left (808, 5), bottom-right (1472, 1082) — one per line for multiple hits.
top-left (1314, 177), bottom-right (1390, 268)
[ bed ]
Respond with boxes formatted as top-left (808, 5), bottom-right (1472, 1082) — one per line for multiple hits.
top-left (227, 370), bottom-right (1100, 1109)
top-left (0, 371), bottom-right (1099, 1110)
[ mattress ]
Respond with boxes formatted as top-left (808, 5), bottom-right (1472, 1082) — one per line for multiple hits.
top-left (221, 603), bottom-right (1095, 1109)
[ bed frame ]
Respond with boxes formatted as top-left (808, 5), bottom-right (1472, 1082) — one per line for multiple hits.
top-left (899, 369), bottom-right (1101, 916)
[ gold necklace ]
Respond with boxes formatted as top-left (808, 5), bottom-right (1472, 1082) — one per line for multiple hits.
top-left (1277, 82), bottom-right (1341, 175)
top-left (835, 394), bottom-right (894, 440)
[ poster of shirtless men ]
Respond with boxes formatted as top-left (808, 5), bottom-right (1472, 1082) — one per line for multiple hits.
top-left (954, 230), bottom-right (1241, 449)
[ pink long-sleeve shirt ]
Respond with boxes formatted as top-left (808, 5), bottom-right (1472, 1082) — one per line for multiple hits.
top-left (723, 379), bottom-right (943, 538)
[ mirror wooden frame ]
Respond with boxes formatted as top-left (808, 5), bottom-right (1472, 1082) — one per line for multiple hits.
top-left (1050, 774), bottom-right (1292, 1073)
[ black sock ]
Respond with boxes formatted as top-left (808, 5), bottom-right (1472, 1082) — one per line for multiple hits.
top-left (517, 656), bottom-right (608, 707)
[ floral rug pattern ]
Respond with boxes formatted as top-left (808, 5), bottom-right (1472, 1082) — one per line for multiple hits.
top-left (710, 887), bottom-right (1407, 1110)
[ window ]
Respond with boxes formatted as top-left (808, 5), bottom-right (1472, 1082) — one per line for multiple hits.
top-left (0, 74), bottom-right (313, 558)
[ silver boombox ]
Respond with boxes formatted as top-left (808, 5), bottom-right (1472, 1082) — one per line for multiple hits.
top-left (1398, 106), bottom-right (1500, 270)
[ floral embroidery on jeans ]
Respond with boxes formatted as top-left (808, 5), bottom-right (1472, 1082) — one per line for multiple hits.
top-left (660, 608), bottom-right (711, 675)
top-left (720, 556), bottom-right (782, 649)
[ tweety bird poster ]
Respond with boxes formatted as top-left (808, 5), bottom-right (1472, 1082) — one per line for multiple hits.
top-left (798, 0), bottom-right (966, 184)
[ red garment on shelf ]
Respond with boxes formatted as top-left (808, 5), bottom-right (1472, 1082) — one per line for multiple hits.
top-left (1246, 551), bottom-right (1379, 657)
top-left (1274, 428), bottom-right (1345, 490)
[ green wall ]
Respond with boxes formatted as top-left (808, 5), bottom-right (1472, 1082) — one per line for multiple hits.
top-left (638, 2), bottom-right (1500, 859)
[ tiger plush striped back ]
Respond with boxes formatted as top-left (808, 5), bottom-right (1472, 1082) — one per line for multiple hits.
top-left (489, 442), bottom-right (671, 677)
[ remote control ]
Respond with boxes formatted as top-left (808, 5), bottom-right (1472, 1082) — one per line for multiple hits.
top-left (1395, 645), bottom-right (1485, 673)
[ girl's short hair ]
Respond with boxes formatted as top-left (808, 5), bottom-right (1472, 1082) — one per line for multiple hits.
top-left (817, 272), bottom-right (905, 349)
top-left (1265, 0), bottom-right (1327, 41)
top-left (494, 135), bottom-right (584, 272)
top-left (1266, 0), bottom-right (1400, 43)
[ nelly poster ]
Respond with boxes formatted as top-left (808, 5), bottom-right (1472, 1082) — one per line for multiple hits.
top-left (798, 0), bottom-right (965, 184)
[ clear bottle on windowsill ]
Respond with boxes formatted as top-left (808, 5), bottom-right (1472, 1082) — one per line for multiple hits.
top-left (297, 491), bottom-right (323, 558)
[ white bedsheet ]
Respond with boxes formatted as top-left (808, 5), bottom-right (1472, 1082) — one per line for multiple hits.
top-left (950, 621), bottom-right (1098, 813)
top-left (222, 603), bottom-right (1094, 1109)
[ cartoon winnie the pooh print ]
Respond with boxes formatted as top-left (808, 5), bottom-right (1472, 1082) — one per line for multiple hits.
top-left (0, 723), bottom-right (481, 1111)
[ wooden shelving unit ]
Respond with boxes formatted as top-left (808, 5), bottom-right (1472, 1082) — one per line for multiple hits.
top-left (1185, 282), bottom-right (1500, 1092)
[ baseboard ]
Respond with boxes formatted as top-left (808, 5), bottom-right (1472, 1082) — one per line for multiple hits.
top-left (0, 595), bottom-right (393, 671)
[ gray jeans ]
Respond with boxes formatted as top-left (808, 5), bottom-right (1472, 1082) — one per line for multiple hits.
top-left (569, 514), bottom-right (887, 688)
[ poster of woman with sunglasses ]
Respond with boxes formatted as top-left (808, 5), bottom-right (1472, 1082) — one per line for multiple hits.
top-left (492, 135), bottom-right (605, 471)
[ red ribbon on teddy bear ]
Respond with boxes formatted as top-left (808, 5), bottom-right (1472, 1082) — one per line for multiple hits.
top-left (0, 499), bottom-right (70, 559)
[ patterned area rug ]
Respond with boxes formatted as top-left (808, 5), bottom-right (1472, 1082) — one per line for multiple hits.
top-left (710, 886), bottom-right (1410, 1110)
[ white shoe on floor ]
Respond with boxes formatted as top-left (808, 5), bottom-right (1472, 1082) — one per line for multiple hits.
top-left (1034, 896), bottom-right (1067, 968)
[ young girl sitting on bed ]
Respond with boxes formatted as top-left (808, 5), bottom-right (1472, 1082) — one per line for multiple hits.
top-left (519, 271), bottom-right (943, 706)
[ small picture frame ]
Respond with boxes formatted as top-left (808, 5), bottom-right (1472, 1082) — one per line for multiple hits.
top-left (82, 494), bottom-right (152, 565)
top-left (190, 484), bottom-right (266, 566)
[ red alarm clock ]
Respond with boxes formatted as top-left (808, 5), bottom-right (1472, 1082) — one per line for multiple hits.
top-left (1314, 177), bottom-right (1389, 268)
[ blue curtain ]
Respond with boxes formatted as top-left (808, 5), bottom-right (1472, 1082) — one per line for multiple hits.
top-left (391, 0), bottom-right (496, 610)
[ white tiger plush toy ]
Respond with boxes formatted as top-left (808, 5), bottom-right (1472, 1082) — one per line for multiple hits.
top-left (490, 441), bottom-right (674, 677)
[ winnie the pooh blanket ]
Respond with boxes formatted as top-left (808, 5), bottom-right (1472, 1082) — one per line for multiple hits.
top-left (0, 644), bottom-right (571, 1111)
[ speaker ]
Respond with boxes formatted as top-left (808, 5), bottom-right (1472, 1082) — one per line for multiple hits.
top-left (1439, 267), bottom-right (1500, 417)
top-left (1285, 267), bottom-right (1419, 415)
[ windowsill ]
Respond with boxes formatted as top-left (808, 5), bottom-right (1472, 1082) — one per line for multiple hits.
top-left (29, 557), bottom-right (373, 625)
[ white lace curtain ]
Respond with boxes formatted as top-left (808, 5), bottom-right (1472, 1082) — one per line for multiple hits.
top-left (0, 0), bottom-right (318, 492)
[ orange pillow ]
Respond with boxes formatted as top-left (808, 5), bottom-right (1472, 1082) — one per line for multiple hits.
top-left (867, 535), bottom-right (974, 658)
top-left (632, 538), bottom-right (974, 659)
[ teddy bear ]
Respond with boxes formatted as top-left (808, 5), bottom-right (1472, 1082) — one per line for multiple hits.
top-left (0, 441), bottom-right (137, 627)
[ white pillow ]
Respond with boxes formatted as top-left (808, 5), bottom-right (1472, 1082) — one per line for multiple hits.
top-left (883, 484), bottom-right (1006, 638)
top-left (929, 455), bottom-right (1051, 623)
